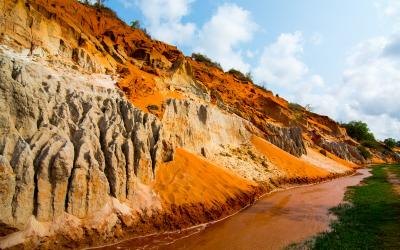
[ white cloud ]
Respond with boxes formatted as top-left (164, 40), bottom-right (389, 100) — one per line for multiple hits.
top-left (134, 1), bottom-right (256, 72)
top-left (194, 3), bottom-right (258, 72)
top-left (339, 36), bottom-right (400, 137)
top-left (135, 0), bottom-right (196, 45)
top-left (375, 0), bottom-right (400, 31)
top-left (253, 31), bottom-right (400, 140)
top-left (302, 35), bottom-right (400, 140)
top-left (254, 32), bottom-right (324, 93)
top-left (375, 0), bottom-right (400, 17)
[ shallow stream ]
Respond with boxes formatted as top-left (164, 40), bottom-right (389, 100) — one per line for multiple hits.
top-left (99, 169), bottom-right (371, 250)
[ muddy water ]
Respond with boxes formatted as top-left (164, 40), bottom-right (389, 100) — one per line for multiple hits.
top-left (100, 169), bottom-right (371, 250)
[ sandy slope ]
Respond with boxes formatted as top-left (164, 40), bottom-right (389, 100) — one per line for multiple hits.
top-left (251, 136), bottom-right (330, 179)
top-left (251, 136), bottom-right (355, 181)
top-left (154, 148), bottom-right (257, 207)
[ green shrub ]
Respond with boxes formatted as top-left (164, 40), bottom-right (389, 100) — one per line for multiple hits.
top-left (361, 140), bottom-right (380, 149)
top-left (130, 20), bottom-right (140, 29)
top-left (191, 53), bottom-right (222, 70)
top-left (228, 68), bottom-right (253, 82)
top-left (79, 0), bottom-right (118, 19)
top-left (288, 102), bottom-right (304, 111)
top-left (254, 84), bottom-right (269, 92)
top-left (384, 138), bottom-right (397, 149)
top-left (358, 145), bottom-right (372, 159)
top-left (130, 20), bottom-right (151, 38)
top-left (342, 121), bottom-right (375, 142)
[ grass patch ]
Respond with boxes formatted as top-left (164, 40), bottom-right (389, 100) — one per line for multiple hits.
top-left (305, 164), bottom-right (400, 249)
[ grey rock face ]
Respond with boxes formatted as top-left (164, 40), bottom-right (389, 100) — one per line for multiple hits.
top-left (0, 53), bottom-right (164, 229)
top-left (263, 123), bottom-right (307, 157)
top-left (317, 139), bottom-right (364, 164)
top-left (0, 156), bottom-right (16, 227)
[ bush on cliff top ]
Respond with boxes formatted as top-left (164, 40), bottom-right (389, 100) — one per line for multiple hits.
top-left (342, 121), bottom-right (393, 154)
top-left (130, 20), bottom-right (151, 38)
top-left (384, 138), bottom-right (397, 149)
top-left (191, 53), bottom-right (222, 70)
top-left (227, 69), bottom-right (253, 82)
top-left (342, 121), bottom-right (375, 142)
top-left (79, 0), bottom-right (118, 19)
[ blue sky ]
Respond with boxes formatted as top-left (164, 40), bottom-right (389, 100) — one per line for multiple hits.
top-left (104, 0), bottom-right (400, 140)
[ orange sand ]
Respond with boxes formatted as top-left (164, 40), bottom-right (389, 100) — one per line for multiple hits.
top-left (154, 148), bottom-right (256, 207)
top-left (371, 156), bottom-right (386, 164)
top-left (251, 136), bottom-right (330, 179)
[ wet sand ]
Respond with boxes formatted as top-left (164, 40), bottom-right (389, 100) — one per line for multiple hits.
top-left (97, 168), bottom-right (371, 250)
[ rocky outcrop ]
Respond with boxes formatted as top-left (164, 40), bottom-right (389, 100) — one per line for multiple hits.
top-left (0, 52), bottom-right (164, 231)
top-left (161, 99), bottom-right (252, 157)
top-left (317, 139), bottom-right (365, 164)
top-left (263, 123), bottom-right (306, 157)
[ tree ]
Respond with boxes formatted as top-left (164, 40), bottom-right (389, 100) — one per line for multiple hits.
top-left (192, 53), bottom-right (222, 69)
top-left (130, 20), bottom-right (141, 29)
top-left (342, 121), bottom-right (375, 142)
top-left (397, 141), bottom-right (400, 147)
top-left (245, 72), bottom-right (253, 82)
top-left (384, 138), bottom-right (397, 149)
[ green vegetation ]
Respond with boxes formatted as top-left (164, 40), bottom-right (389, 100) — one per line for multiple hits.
top-left (309, 165), bottom-right (400, 249)
top-left (191, 53), bottom-right (222, 70)
top-left (288, 102), bottom-right (304, 112)
top-left (79, 0), bottom-right (118, 19)
top-left (288, 103), bottom-right (313, 126)
top-left (254, 84), bottom-right (268, 92)
top-left (129, 20), bottom-right (151, 38)
top-left (227, 69), bottom-right (253, 82)
top-left (288, 103), bottom-right (313, 112)
top-left (384, 138), bottom-right (397, 149)
top-left (130, 20), bottom-right (140, 29)
top-left (342, 121), bottom-right (375, 142)
top-left (342, 120), bottom-right (393, 156)
top-left (357, 145), bottom-right (372, 159)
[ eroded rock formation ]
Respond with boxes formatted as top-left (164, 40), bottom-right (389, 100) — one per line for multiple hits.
top-left (0, 53), bottom-right (162, 229)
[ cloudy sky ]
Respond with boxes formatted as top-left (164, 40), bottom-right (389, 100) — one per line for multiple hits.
top-left (105, 0), bottom-right (400, 140)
